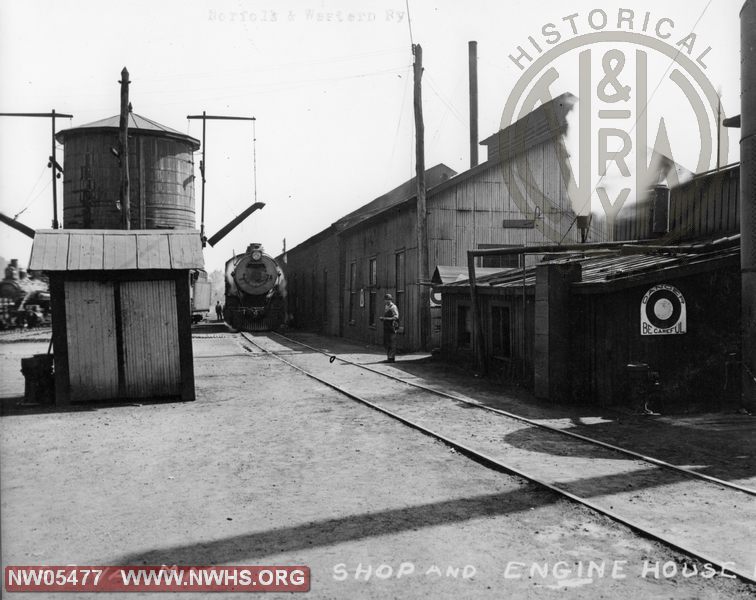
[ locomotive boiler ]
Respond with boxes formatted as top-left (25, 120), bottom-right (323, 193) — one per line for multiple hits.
top-left (224, 243), bottom-right (287, 331)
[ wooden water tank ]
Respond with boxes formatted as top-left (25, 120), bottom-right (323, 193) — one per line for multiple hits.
top-left (56, 114), bottom-right (201, 229)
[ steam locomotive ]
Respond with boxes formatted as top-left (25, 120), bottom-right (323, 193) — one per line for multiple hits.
top-left (224, 243), bottom-right (287, 331)
top-left (0, 259), bottom-right (50, 328)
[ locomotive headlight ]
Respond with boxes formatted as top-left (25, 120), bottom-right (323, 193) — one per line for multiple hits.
top-left (251, 251), bottom-right (262, 261)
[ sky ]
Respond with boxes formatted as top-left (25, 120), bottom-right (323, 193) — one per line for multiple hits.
top-left (0, 0), bottom-right (743, 273)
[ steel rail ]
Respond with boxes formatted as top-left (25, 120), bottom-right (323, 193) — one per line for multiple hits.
top-left (267, 331), bottom-right (756, 497)
top-left (240, 331), bottom-right (756, 585)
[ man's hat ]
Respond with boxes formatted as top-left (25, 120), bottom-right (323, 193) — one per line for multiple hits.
top-left (384, 294), bottom-right (393, 301)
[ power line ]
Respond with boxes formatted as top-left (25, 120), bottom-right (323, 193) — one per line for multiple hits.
top-left (405, 0), bottom-right (415, 48)
top-left (389, 65), bottom-right (413, 166)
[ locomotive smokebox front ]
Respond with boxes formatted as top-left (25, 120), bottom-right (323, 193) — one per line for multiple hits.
top-left (232, 247), bottom-right (278, 296)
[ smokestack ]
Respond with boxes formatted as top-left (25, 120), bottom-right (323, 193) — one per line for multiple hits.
top-left (651, 183), bottom-right (670, 235)
top-left (740, 0), bottom-right (756, 406)
top-left (469, 41), bottom-right (478, 168)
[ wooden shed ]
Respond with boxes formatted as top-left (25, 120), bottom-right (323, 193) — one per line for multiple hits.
top-left (439, 238), bottom-right (742, 408)
top-left (29, 229), bottom-right (203, 404)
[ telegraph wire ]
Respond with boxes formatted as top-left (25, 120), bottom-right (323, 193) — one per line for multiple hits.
top-left (405, 0), bottom-right (415, 48)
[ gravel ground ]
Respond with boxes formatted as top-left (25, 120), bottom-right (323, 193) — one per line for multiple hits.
top-left (1, 331), bottom-right (754, 598)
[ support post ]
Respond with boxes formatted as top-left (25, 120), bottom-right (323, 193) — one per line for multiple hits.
top-left (51, 109), bottom-right (59, 228)
top-left (468, 251), bottom-right (486, 374)
top-left (0, 111), bottom-right (72, 229)
top-left (413, 43), bottom-right (430, 351)
top-left (200, 111), bottom-right (207, 244)
top-left (119, 67), bottom-right (131, 230)
top-left (186, 113), bottom-right (256, 246)
top-left (740, 0), bottom-right (756, 407)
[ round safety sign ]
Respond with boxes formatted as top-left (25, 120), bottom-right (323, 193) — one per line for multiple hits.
top-left (640, 284), bottom-right (686, 335)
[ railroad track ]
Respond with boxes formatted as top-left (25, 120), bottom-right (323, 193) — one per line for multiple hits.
top-left (240, 330), bottom-right (756, 584)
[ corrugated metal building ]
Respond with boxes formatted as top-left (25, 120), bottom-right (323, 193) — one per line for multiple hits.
top-left (284, 93), bottom-right (593, 350)
top-left (29, 229), bottom-right (203, 404)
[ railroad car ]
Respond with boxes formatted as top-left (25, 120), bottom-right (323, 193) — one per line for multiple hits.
top-left (224, 243), bottom-right (287, 331)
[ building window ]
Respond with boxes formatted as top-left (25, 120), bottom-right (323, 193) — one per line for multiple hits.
top-left (348, 262), bottom-right (356, 324)
top-left (491, 305), bottom-right (511, 358)
top-left (457, 305), bottom-right (471, 348)
top-left (477, 244), bottom-right (521, 269)
top-left (368, 257), bottom-right (377, 327)
top-left (322, 269), bottom-right (328, 322)
top-left (395, 251), bottom-right (405, 327)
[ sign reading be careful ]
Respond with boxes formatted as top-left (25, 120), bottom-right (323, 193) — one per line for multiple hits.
top-left (640, 284), bottom-right (686, 336)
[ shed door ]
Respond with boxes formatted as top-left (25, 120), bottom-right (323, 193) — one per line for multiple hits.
top-left (119, 280), bottom-right (181, 397)
top-left (64, 281), bottom-right (119, 400)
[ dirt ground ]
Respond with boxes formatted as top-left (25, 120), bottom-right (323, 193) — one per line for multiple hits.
top-left (1, 328), bottom-right (754, 599)
top-left (282, 331), bottom-right (756, 490)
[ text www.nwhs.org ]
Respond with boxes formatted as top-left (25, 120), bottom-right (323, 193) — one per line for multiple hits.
top-left (5, 565), bottom-right (310, 592)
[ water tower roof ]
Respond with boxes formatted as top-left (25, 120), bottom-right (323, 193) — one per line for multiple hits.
top-left (56, 113), bottom-right (200, 150)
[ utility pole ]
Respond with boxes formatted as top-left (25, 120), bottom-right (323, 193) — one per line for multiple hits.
top-left (413, 44), bottom-right (429, 351)
top-left (186, 113), bottom-right (257, 246)
top-left (0, 111), bottom-right (72, 229)
top-left (119, 67), bottom-right (131, 229)
top-left (469, 41), bottom-right (479, 168)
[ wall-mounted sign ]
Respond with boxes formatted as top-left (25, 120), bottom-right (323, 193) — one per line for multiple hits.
top-left (640, 284), bottom-right (686, 335)
top-left (359, 289), bottom-right (364, 308)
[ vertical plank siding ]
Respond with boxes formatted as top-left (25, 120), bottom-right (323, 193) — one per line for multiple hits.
top-left (570, 264), bottom-right (741, 406)
top-left (64, 280), bottom-right (119, 400)
top-left (285, 232), bottom-right (340, 335)
top-left (61, 132), bottom-right (196, 230)
top-left (613, 164), bottom-right (740, 241)
top-left (287, 137), bottom-right (584, 351)
top-left (120, 280), bottom-right (181, 398)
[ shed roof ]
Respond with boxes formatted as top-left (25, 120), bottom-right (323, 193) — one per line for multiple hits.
top-left (29, 229), bottom-right (204, 271)
top-left (431, 265), bottom-right (506, 285)
top-left (56, 113), bottom-right (201, 150)
top-left (441, 237), bottom-right (740, 295)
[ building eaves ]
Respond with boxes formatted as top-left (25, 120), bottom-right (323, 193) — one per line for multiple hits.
top-left (29, 229), bottom-right (204, 271)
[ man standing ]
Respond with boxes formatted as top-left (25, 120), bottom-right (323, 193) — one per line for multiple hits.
top-left (379, 293), bottom-right (399, 362)
top-left (215, 301), bottom-right (224, 322)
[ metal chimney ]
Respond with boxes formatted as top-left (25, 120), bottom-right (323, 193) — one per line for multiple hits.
top-left (469, 41), bottom-right (479, 168)
top-left (740, 0), bottom-right (756, 406)
top-left (651, 183), bottom-right (670, 235)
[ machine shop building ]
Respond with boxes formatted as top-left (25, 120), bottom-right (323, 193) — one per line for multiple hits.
top-left (439, 164), bottom-right (743, 408)
top-left (284, 93), bottom-right (594, 351)
top-left (29, 229), bottom-right (203, 404)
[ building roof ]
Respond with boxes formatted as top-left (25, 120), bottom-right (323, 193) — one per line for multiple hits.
top-left (480, 92), bottom-right (576, 162)
top-left (29, 229), bottom-right (204, 271)
top-left (441, 236), bottom-right (740, 295)
top-left (56, 113), bottom-right (201, 150)
top-left (334, 164), bottom-right (457, 232)
top-left (431, 265), bottom-right (507, 285)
